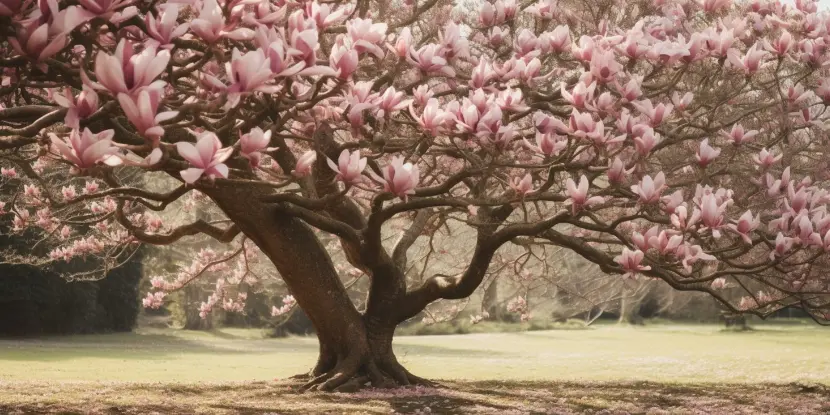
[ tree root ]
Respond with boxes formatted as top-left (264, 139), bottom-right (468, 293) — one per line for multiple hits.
top-left (298, 353), bottom-right (438, 392)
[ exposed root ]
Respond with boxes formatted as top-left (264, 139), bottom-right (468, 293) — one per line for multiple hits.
top-left (297, 353), bottom-right (437, 392)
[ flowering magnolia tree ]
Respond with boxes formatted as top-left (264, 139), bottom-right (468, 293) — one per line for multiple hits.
top-left (4, 0), bottom-right (830, 391)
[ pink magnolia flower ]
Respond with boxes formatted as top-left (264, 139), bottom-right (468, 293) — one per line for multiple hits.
top-left (175, 132), bottom-right (234, 184)
top-left (292, 150), bottom-right (317, 177)
top-left (619, 27), bottom-right (649, 57)
top-left (676, 243), bottom-right (716, 272)
top-left (53, 86), bottom-right (99, 129)
top-left (89, 39), bottom-right (169, 95)
top-left (710, 277), bottom-right (727, 289)
top-left (13, 209), bottom-right (31, 232)
top-left (565, 175), bottom-right (604, 213)
top-left (1, 167), bottom-right (17, 178)
top-left (375, 87), bottom-right (412, 119)
top-left (661, 190), bottom-right (685, 214)
top-left (526, 0), bottom-right (557, 19)
top-left (478, 1), bottom-right (499, 26)
top-left (649, 230), bottom-right (684, 255)
top-left (569, 109), bottom-right (604, 141)
top-left (721, 124), bottom-right (758, 145)
top-left (380, 156), bottom-right (420, 199)
top-left (222, 48), bottom-right (280, 108)
top-left (632, 226), bottom-right (659, 251)
top-left (633, 128), bottom-right (661, 155)
top-left (615, 248), bottom-right (651, 278)
top-left (513, 29), bottom-right (539, 57)
top-left (239, 127), bottom-right (276, 168)
top-left (290, 27), bottom-right (321, 67)
top-left (727, 210), bottom-right (759, 244)
top-left (388, 27), bottom-right (413, 58)
top-left (257, 30), bottom-right (306, 78)
top-left (411, 98), bottom-right (455, 136)
top-left (245, 1), bottom-right (285, 27)
top-left (407, 44), bottom-right (456, 77)
top-left (327, 149), bottom-right (367, 185)
top-left (631, 172), bottom-right (667, 204)
top-left (698, 0), bottom-right (731, 13)
top-left (631, 99), bottom-right (673, 126)
top-left (524, 132), bottom-right (565, 157)
top-left (763, 30), bottom-right (793, 56)
top-left (347, 17), bottom-right (388, 58)
top-left (544, 25), bottom-right (571, 53)
top-left (615, 77), bottom-right (642, 103)
top-left (671, 92), bottom-right (693, 111)
top-left (671, 205), bottom-right (701, 231)
top-left (696, 139), bottom-right (721, 167)
top-left (117, 88), bottom-right (178, 142)
top-left (77, 0), bottom-right (132, 17)
top-left (475, 104), bottom-right (503, 139)
top-left (9, 18), bottom-right (71, 65)
top-left (727, 43), bottom-right (767, 75)
top-left (84, 180), bottom-right (99, 194)
top-left (771, 232), bottom-right (794, 259)
top-left (589, 49), bottom-right (620, 82)
top-left (753, 148), bottom-right (781, 168)
top-left (699, 193), bottom-right (728, 238)
top-left (329, 44), bottom-right (359, 79)
top-left (607, 157), bottom-right (633, 183)
top-left (495, 89), bottom-right (528, 113)
top-left (190, 0), bottom-right (254, 44)
top-left (50, 128), bottom-right (122, 171)
top-left (816, 78), bottom-right (830, 103)
top-left (306, 1), bottom-right (346, 29)
top-left (510, 173), bottom-right (534, 196)
top-left (145, 4), bottom-right (190, 49)
top-left (785, 84), bottom-right (812, 108)
top-left (572, 35), bottom-right (594, 62)
top-left (142, 292), bottom-right (167, 309)
top-left (561, 81), bottom-right (596, 109)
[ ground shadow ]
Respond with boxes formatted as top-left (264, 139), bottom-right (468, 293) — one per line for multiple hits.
top-left (2, 380), bottom-right (830, 414)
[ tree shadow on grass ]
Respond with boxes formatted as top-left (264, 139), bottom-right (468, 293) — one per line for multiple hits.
top-left (0, 333), bottom-right (257, 362)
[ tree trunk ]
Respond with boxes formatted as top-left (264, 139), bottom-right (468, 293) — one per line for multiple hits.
top-left (618, 295), bottom-right (644, 325)
top-left (203, 185), bottom-right (428, 391)
top-left (482, 278), bottom-right (501, 321)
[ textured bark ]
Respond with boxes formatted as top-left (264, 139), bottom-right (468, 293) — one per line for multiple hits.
top-left (203, 184), bottom-right (428, 391)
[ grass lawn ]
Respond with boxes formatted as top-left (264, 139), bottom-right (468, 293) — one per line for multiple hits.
top-left (1, 323), bottom-right (829, 413)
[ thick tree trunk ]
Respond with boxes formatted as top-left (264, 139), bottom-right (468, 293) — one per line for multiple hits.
top-left (203, 185), bottom-right (427, 391)
top-left (618, 295), bottom-right (645, 325)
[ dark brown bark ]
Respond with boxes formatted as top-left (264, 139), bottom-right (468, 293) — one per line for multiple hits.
top-left (203, 183), bottom-right (430, 391)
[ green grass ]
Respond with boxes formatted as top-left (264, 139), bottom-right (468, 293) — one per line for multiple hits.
top-left (1, 324), bottom-right (829, 413)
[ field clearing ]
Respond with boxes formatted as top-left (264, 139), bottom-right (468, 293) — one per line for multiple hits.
top-left (1, 323), bottom-right (829, 413)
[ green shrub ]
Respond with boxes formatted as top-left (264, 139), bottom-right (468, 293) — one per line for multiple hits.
top-left (0, 230), bottom-right (143, 336)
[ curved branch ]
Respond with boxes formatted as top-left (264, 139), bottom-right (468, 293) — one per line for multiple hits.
top-left (0, 108), bottom-right (67, 137)
top-left (115, 200), bottom-right (240, 245)
top-left (272, 202), bottom-right (361, 245)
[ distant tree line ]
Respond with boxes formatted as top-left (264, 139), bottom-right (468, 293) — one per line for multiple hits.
top-left (0, 227), bottom-right (142, 337)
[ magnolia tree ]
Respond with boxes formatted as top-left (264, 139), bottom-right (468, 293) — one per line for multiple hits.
top-left (4, 0), bottom-right (830, 391)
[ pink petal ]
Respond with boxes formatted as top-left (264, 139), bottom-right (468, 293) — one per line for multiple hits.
top-left (175, 142), bottom-right (204, 167)
top-left (180, 167), bottom-right (205, 184)
top-left (38, 33), bottom-right (67, 61)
